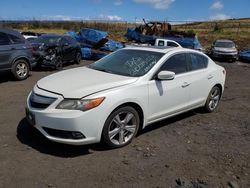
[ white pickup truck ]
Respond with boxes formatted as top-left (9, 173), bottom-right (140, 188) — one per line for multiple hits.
top-left (155, 38), bottom-right (182, 47)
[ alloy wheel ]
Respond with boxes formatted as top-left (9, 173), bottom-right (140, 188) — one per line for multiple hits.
top-left (108, 111), bottom-right (138, 146)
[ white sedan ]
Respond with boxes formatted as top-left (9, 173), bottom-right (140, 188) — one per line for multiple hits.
top-left (26, 47), bottom-right (226, 148)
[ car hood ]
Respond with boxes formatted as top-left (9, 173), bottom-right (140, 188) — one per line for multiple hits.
top-left (37, 67), bottom-right (138, 98)
top-left (214, 47), bottom-right (237, 53)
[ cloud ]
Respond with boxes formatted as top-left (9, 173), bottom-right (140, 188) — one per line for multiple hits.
top-left (133, 0), bottom-right (175, 10)
top-left (114, 0), bottom-right (123, 6)
top-left (210, 13), bottom-right (230, 20)
top-left (40, 15), bottom-right (83, 21)
top-left (210, 1), bottom-right (223, 10)
top-left (98, 14), bottom-right (122, 21)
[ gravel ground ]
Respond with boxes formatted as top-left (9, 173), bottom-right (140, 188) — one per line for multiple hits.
top-left (0, 60), bottom-right (249, 188)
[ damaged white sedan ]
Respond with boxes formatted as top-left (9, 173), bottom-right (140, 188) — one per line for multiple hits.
top-left (26, 47), bottom-right (226, 148)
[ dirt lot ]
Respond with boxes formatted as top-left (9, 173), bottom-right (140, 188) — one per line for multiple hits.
top-left (0, 60), bottom-right (249, 188)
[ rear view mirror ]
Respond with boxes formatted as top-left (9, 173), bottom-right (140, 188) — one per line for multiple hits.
top-left (157, 71), bottom-right (175, 80)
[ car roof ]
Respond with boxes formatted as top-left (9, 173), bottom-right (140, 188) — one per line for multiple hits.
top-left (40, 34), bottom-right (62, 37)
top-left (0, 28), bottom-right (24, 39)
top-left (124, 46), bottom-right (199, 54)
top-left (215, 39), bottom-right (234, 43)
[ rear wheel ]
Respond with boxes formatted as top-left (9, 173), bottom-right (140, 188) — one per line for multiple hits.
top-left (204, 86), bottom-right (221, 112)
top-left (102, 106), bottom-right (140, 148)
top-left (75, 51), bottom-right (82, 64)
top-left (11, 59), bottom-right (30, 80)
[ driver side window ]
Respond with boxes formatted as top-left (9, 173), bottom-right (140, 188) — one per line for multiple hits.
top-left (160, 53), bottom-right (188, 74)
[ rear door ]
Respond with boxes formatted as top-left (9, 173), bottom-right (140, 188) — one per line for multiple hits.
top-left (148, 53), bottom-right (192, 122)
top-left (187, 53), bottom-right (211, 106)
top-left (0, 32), bottom-right (12, 69)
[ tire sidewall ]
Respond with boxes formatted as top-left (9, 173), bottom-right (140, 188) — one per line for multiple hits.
top-left (102, 106), bottom-right (140, 148)
top-left (205, 86), bottom-right (221, 113)
top-left (75, 51), bottom-right (82, 64)
top-left (12, 59), bottom-right (30, 80)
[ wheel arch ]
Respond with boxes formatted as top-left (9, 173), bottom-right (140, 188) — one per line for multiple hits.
top-left (107, 102), bottom-right (145, 133)
top-left (213, 83), bottom-right (223, 98)
top-left (12, 56), bottom-right (31, 69)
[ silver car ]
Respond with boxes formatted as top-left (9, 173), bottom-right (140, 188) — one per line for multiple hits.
top-left (210, 39), bottom-right (238, 62)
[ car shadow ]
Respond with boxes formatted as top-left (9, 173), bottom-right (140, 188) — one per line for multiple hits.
top-left (0, 71), bottom-right (16, 83)
top-left (17, 110), bottom-right (199, 157)
top-left (0, 71), bottom-right (33, 83)
top-left (16, 118), bottom-right (107, 158)
top-left (139, 110), bottom-right (197, 135)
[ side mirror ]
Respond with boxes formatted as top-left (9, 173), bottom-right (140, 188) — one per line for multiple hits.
top-left (157, 71), bottom-right (175, 80)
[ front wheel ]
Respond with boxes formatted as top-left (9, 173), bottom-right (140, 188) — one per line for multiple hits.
top-left (102, 106), bottom-right (140, 148)
top-left (75, 51), bottom-right (82, 64)
top-left (11, 59), bottom-right (30, 80)
top-left (55, 56), bottom-right (63, 70)
top-left (204, 86), bottom-right (221, 112)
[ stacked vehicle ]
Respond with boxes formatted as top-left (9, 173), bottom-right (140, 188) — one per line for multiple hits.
top-left (66, 28), bottom-right (123, 60)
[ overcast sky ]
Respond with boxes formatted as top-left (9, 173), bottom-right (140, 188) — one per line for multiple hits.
top-left (0, 0), bottom-right (249, 22)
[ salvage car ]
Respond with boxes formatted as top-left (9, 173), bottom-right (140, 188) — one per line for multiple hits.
top-left (32, 34), bottom-right (82, 69)
top-left (210, 39), bottom-right (238, 62)
top-left (26, 47), bottom-right (226, 148)
top-left (0, 28), bottom-right (36, 80)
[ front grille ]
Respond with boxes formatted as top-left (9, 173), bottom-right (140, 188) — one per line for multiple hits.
top-left (42, 127), bottom-right (86, 140)
top-left (29, 92), bottom-right (57, 109)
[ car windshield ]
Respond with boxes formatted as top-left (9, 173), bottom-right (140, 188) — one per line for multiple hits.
top-left (34, 36), bottom-right (61, 44)
top-left (88, 49), bottom-right (164, 77)
top-left (215, 41), bottom-right (235, 48)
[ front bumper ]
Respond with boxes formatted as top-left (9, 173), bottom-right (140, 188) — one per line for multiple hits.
top-left (212, 51), bottom-right (238, 60)
top-left (26, 86), bottom-right (106, 145)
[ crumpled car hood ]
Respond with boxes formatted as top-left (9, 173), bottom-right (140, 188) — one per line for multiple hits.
top-left (37, 67), bottom-right (138, 98)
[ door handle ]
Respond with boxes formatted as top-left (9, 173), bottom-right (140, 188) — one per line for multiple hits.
top-left (208, 74), bottom-right (213, 79)
top-left (182, 82), bottom-right (190, 88)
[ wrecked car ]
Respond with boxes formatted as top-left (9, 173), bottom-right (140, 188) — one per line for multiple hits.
top-left (125, 20), bottom-right (203, 51)
top-left (66, 28), bottom-right (123, 60)
top-left (32, 34), bottom-right (82, 69)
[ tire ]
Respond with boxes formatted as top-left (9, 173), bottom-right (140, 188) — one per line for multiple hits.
top-left (11, 59), bottom-right (30, 80)
top-left (204, 86), bottom-right (221, 113)
top-left (75, 51), bottom-right (82, 64)
top-left (102, 106), bottom-right (140, 148)
top-left (55, 56), bottom-right (63, 70)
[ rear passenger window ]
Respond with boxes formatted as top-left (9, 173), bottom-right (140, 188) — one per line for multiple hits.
top-left (8, 34), bottom-right (24, 44)
top-left (160, 53), bottom-right (188, 74)
top-left (0, 32), bottom-right (11, 45)
top-left (190, 53), bottom-right (208, 71)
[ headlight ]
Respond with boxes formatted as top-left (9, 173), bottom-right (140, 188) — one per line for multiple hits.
top-left (56, 97), bottom-right (105, 111)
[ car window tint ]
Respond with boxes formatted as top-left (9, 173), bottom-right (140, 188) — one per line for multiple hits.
top-left (158, 40), bottom-right (165, 46)
top-left (0, 32), bottom-right (11, 45)
top-left (60, 37), bottom-right (69, 45)
top-left (8, 34), bottom-right (24, 44)
top-left (168, 41), bottom-right (179, 47)
top-left (161, 53), bottom-right (188, 74)
top-left (190, 53), bottom-right (208, 71)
